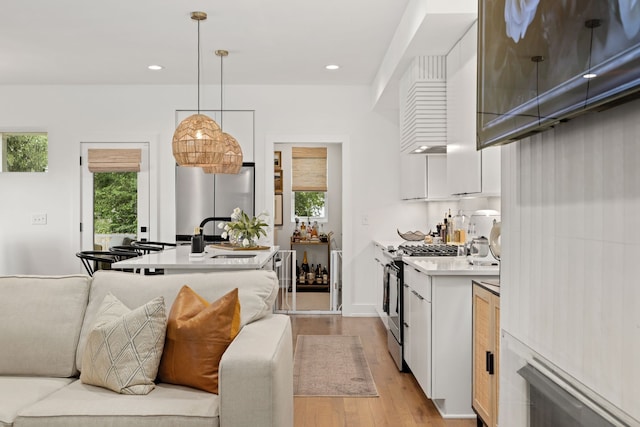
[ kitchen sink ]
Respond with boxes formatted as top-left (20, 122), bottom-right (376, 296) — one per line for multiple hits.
top-left (211, 254), bottom-right (256, 259)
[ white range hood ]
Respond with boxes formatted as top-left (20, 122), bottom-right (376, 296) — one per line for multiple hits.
top-left (399, 55), bottom-right (447, 155)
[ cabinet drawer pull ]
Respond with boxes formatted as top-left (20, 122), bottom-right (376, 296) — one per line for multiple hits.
top-left (412, 290), bottom-right (424, 300)
top-left (486, 351), bottom-right (495, 375)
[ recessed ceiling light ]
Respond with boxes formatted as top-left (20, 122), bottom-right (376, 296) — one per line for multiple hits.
top-left (148, 65), bottom-right (164, 71)
top-left (325, 64), bottom-right (340, 70)
top-left (583, 73), bottom-right (597, 79)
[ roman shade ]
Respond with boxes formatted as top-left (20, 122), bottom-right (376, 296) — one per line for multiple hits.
top-left (291, 147), bottom-right (327, 192)
top-left (88, 149), bottom-right (141, 173)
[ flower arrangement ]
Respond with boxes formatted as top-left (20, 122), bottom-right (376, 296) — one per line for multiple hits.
top-left (218, 207), bottom-right (269, 247)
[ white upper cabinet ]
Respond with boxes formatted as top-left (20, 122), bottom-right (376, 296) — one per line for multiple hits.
top-left (400, 153), bottom-right (449, 200)
top-left (446, 22), bottom-right (500, 196)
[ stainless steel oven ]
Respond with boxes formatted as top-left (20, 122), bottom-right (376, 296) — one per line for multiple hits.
top-left (384, 259), bottom-right (403, 371)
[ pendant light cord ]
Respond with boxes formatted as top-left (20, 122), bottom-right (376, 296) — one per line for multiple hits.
top-left (584, 23), bottom-right (595, 109)
top-left (220, 52), bottom-right (224, 130)
top-left (197, 19), bottom-right (201, 114)
top-left (530, 55), bottom-right (544, 127)
top-left (535, 60), bottom-right (541, 127)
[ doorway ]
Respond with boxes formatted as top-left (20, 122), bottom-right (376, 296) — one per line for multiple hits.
top-left (80, 142), bottom-right (150, 252)
top-left (272, 142), bottom-right (342, 313)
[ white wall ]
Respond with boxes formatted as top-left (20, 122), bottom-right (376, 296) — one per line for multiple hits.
top-left (500, 98), bottom-right (640, 423)
top-left (0, 83), bottom-right (429, 316)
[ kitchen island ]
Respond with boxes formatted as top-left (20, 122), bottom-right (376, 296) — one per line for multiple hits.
top-left (402, 255), bottom-right (498, 419)
top-left (112, 244), bottom-right (279, 274)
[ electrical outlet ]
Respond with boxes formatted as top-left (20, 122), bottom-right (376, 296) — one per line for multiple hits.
top-left (362, 215), bottom-right (369, 225)
top-left (31, 213), bottom-right (47, 225)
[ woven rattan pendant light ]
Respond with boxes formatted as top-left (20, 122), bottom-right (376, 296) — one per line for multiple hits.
top-left (172, 12), bottom-right (224, 167)
top-left (203, 50), bottom-right (243, 174)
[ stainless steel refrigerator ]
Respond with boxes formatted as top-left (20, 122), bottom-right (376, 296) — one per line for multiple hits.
top-left (175, 163), bottom-right (255, 242)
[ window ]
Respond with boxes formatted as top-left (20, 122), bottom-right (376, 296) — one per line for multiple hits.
top-left (293, 191), bottom-right (327, 221)
top-left (0, 132), bottom-right (48, 172)
top-left (291, 147), bottom-right (328, 222)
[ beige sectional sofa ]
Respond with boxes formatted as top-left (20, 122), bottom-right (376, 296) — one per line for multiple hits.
top-left (0, 270), bottom-right (293, 427)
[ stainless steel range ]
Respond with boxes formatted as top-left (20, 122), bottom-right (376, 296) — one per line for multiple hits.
top-left (382, 243), bottom-right (459, 372)
top-left (398, 243), bottom-right (459, 257)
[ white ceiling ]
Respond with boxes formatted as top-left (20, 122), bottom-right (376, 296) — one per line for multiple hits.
top-left (0, 0), bottom-right (476, 97)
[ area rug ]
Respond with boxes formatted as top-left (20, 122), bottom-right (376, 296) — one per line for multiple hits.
top-left (293, 335), bottom-right (378, 397)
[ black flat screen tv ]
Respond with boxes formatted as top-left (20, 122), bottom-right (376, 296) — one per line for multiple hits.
top-left (477, 0), bottom-right (640, 149)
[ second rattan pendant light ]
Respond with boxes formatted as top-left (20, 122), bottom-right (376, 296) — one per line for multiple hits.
top-left (172, 12), bottom-right (224, 167)
top-left (202, 50), bottom-right (243, 174)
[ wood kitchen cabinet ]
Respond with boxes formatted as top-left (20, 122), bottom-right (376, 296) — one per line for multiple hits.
top-left (472, 282), bottom-right (500, 427)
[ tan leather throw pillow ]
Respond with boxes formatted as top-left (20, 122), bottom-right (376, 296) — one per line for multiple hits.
top-left (158, 286), bottom-right (241, 393)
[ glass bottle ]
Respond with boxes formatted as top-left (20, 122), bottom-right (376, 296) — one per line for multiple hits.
top-left (300, 252), bottom-right (309, 284)
top-left (308, 264), bottom-right (315, 284)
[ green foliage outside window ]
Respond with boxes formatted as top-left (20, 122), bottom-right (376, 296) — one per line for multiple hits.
top-left (93, 172), bottom-right (137, 234)
top-left (294, 191), bottom-right (325, 219)
top-left (4, 134), bottom-right (48, 172)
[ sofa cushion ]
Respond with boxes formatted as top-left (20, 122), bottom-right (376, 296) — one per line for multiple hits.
top-left (80, 293), bottom-right (166, 395)
top-left (158, 286), bottom-right (241, 393)
top-left (77, 269), bottom-right (278, 372)
top-left (0, 377), bottom-right (75, 427)
top-left (0, 275), bottom-right (91, 377)
top-left (13, 380), bottom-right (220, 427)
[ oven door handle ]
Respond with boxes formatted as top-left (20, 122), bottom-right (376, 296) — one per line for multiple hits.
top-left (382, 264), bottom-right (390, 314)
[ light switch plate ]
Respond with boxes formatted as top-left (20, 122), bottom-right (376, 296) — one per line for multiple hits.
top-left (31, 213), bottom-right (47, 225)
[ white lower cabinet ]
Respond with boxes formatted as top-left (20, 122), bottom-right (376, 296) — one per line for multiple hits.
top-left (403, 263), bottom-right (499, 418)
top-left (373, 243), bottom-right (387, 327)
top-left (402, 265), bottom-right (432, 397)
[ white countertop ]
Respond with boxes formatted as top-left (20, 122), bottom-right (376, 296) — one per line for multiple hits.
top-left (374, 239), bottom-right (500, 276)
top-left (403, 256), bottom-right (500, 276)
top-left (112, 244), bottom-right (279, 273)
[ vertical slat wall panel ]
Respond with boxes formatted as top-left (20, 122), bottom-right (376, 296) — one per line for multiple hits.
top-left (500, 98), bottom-right (640, 424)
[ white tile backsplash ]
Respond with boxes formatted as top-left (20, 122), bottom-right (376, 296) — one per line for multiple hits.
top-left (501, 98), bottom-right (640, 424)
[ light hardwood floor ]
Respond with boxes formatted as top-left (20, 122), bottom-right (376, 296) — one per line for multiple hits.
top-left (290, 315), bottom-right (477, 427)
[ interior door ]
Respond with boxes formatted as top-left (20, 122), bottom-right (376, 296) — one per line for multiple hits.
top-left (80, 142), bottom-right (150, 251)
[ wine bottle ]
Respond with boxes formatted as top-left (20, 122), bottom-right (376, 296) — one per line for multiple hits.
top-left (315, 264), bottom-right (322, 284)
top-left (308, 263), bottom-right (315, 284)
top-left (322, 265), bottom-right (328, 284)
top-left (302, 251), bottom-right (308, 269)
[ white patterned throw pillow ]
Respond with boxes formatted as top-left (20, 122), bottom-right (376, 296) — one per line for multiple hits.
top-left (80, 293), bottom-right (167, 395)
